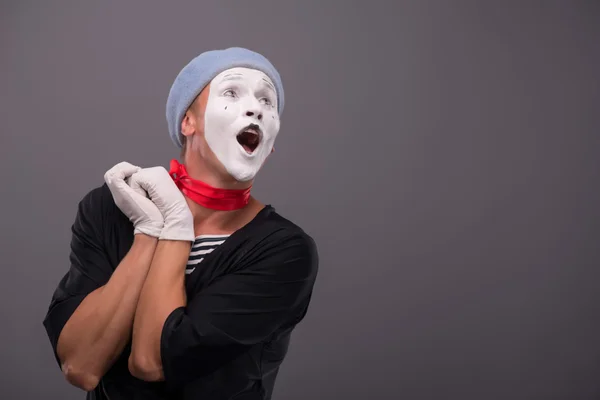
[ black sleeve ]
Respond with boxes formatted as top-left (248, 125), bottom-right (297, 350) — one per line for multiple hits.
top-left (42, 185), bottom-right (115, 368)
top-left (160, 232), bottom-right (319, 387)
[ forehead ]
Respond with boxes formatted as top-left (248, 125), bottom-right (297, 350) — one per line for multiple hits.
top-left (211, 67), bottom-right (275, 87)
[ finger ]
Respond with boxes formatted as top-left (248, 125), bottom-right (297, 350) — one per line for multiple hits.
top-left (130, 167), bottom-right (169, 193)
top-left (113, 161), bottom-right (141, 179)
top-left (104, 161), bottom-right (141, 185)
top-left (127, 174), bottom-right (149, 198)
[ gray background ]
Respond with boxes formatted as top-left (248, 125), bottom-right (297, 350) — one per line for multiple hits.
top-left (1, 1), bottom-right (599, 399)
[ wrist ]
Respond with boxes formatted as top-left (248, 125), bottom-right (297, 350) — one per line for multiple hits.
top-left (132, 233), bottom-right (159, 247)
top-left (134, 221), bottom-right (164, 238)
top-left (129, 234), bottom-right (159, 260)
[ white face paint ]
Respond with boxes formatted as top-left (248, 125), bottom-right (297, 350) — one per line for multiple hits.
top-left (203, 67), bottom-right (280, 182)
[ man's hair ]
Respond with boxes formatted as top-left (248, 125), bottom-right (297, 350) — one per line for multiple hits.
top-left (180, 135), bottom-right (187, 160)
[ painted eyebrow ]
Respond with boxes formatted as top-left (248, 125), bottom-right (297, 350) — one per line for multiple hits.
top-left (219, 73), bottom-right (243, 82)
top-left (261, 78), bottom-right (276, 92)
top-left (219, 74), bottom-right (276, 94)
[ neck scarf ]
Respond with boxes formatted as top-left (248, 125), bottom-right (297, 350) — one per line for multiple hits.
top-left (169, 159), bottom-right (251, 211)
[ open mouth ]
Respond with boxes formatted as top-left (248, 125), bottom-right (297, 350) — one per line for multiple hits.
top-left (236, 124), bottom-right (262, 154)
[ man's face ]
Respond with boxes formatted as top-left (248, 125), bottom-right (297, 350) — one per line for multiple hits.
top-left (196, 67), bottom-right (280, 182)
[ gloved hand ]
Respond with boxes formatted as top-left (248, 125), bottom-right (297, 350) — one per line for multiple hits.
top-left (128, 166), bottom-right (195, 242)
top-left (103, 161), bottom-right (164, 237)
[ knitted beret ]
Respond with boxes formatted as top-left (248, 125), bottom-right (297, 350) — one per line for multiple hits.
top-left (166, 47), bottom-right (285, 149)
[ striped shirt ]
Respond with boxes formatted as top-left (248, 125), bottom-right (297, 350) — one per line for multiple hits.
top-left (186, 234), bottom-right (231, 275)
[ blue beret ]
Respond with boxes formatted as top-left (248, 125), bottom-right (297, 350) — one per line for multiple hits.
top-left (166, 47), bottom-right (285, 149)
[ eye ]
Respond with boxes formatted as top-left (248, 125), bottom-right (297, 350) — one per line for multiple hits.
top-left (223, 89), bottom-right (236, 97)
top-left (259, 97), bottom-right (272, 106)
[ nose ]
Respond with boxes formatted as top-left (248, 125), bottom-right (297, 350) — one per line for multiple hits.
top-left (245, 110), bottom-right (263, 121)
top-left (244, 102), bottom-right (263, 121)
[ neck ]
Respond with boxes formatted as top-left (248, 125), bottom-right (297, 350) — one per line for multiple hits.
top-left (174, 158), bottom-right (262, 234)
top-left (185, 196), bottom-right (263, 235)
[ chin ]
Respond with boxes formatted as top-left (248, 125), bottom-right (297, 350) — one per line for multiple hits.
top-left (226, 163), bottom-right (259, 183)
top-left (232, 171), bottom-right (257, 183)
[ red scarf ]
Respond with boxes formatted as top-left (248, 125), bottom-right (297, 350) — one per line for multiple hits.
top-left (168, 159), bottom-right (252, 211)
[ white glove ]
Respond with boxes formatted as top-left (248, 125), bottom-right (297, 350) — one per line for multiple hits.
top-left (103, 161), bottom-right (164, 237)
top-left (128, 166), bottom-right (195, 242)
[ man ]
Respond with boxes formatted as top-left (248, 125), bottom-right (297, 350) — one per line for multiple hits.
top-left (43, 47), bottom-right (319, 400)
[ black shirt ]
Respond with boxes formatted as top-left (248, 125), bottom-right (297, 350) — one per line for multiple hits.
top-left (42, 183), bottom-right (319, 399)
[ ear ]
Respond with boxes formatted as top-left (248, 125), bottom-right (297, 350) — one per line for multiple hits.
top-left (181, 110), bottom-right (196, 138)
